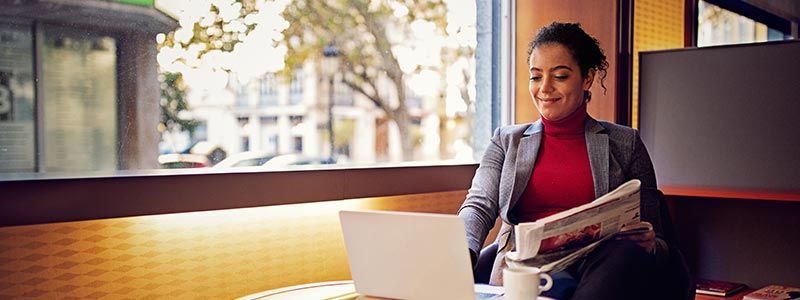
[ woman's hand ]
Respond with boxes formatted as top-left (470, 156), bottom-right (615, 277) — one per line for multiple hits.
top-left (616, 221), bottom-right (656, 254)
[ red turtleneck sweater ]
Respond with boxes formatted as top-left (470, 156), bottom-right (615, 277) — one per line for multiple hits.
top-left (513, 103), bottom-right (596, 222)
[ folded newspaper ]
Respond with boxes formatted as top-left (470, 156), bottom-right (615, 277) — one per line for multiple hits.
top-left (505, 179), bottom-right (643, 273)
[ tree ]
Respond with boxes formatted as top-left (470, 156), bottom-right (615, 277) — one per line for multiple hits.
top-left (281, 0), bottom-right (450, 160)
top-left (159, 72), bottom-right (198, 135)
top-left (156, 0), bottom-right (289, 148)
top-left (156, 0), bottom-right (288, 90)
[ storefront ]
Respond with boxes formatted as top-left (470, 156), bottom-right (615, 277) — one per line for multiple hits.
top-left (0, 0), bottom-right (177, 173)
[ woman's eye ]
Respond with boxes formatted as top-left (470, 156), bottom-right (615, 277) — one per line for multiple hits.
top-left (554, 75), bottom-right (569, 80)
top-left (530, 76), bottom-right (541, 81)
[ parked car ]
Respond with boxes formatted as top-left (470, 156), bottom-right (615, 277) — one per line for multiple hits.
top-left (159, 141), bottom-right (226, 169)
top-left (213, 152), bottom-right (338, 169)
top-left (157, 153), bottom-right (211, 169)
top-left (261, 153), bottom-right (337, 167)
top-left (188, 141), bottom-right (227, 165)
top-left (212, 151), bottom-right (276, 168)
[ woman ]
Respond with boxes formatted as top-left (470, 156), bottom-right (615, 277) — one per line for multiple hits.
top-left (458, 22), bottom-right (670, 300)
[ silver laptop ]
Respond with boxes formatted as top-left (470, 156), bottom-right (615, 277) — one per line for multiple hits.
top-left (339, 210), bottom-right (502, 300)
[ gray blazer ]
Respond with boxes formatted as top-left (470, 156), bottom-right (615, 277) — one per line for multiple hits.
top-left (458, 116), bottom-right (660, 284)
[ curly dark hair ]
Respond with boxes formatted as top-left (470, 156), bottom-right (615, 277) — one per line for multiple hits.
top-left (527, 22), bottom-right (609, 94)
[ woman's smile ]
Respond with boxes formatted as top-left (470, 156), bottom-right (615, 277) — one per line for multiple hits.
top-left (536, 96), bottom-right (561, 103)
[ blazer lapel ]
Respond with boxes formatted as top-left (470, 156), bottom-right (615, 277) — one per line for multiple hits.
top-left (585, 117), bottom-right (609, 197)
top-left (505, 122), bottom-right (542, 222)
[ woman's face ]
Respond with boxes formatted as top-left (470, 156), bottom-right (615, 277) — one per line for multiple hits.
top-left (528, 43), bottom-right (594, 121)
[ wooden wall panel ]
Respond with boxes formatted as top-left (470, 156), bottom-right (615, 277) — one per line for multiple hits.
top-left (0, 191), bottom-right (480, 299)
top-left (515, 0), bottom-right (619, 124)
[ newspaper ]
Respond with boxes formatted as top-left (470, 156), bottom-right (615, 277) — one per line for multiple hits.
top-left (505, 179), bottom-right (643, 273)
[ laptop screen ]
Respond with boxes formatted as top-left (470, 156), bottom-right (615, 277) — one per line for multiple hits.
top-left (339, 210), bottom-right (479, 300)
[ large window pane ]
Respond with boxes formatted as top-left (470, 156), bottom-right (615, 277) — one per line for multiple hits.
top-left (156, 0), bottom-right (479, 170)
top-left (0, 22), bottom-right (35, 172)
top-left (0, 0), bottom-right (483, 177)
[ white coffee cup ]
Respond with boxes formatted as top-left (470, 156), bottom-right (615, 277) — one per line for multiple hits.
top-left (502, 266), bottom-right (553, 300)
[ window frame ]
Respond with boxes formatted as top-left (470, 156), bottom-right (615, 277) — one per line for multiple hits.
top-left (0, 163), bottom-right (479, 227)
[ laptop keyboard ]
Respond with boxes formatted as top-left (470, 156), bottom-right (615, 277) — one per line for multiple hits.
top-left (475, 291), bottom-right (503, 300)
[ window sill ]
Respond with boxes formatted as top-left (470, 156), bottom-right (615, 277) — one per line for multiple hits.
top-left (0, 162), bottom-right (479, 227)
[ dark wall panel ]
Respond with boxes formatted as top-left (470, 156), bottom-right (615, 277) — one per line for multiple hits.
top-left (669, 196), bottom-right (800, 288)
top-left (639, 41), bottom-right (800, 195)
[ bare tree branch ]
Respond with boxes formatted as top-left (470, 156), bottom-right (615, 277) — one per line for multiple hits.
top-left (349, 0), bottom-right (405, 98)
top-left (340, 57), bottom-right (393, 114)
top-left (460, 68), bottom-right (472, 108)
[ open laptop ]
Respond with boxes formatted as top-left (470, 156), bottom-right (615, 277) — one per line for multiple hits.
top-left (339, 210), bottom-right (503, 300)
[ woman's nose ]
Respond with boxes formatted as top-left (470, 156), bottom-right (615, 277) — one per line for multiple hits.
top-left (539, 76), bottom-right (554, 93)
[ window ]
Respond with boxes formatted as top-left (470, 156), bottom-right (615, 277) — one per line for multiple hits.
top-left (232, 74), bottom-right (249, 107)
top-left (0, 0), bottom-right (512, 224)
top-left (288, 68), bottom-right (304, 105)
top-left (698, 0), bottom-right (791, 47)
top-left (0, 21), bottom-right (34, 172)
top-left (157, 1), bottom-right (485, 169)
top-left (0, 0), bottom-right (503, 180)
top-left (260, 72), bottom-right (279, 106)
top-left (333, 76), bottom-right (353, 106)
top-left (0, 0), bottom-right (510, 234)
top-left (44, 27), bottom-right (118, 172)
top-left (241, 136), bottom-right (250, 152)
top-left (293, 136), bottom-right (303, 153)
top-left (0, 21), bottom-right (121, 173)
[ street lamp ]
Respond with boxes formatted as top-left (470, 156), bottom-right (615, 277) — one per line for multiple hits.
top-left (322, 44), bottom-right (340, 161)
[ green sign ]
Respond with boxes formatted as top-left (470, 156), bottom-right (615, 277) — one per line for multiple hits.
top-left (112, 0), bottom-right (154, 6)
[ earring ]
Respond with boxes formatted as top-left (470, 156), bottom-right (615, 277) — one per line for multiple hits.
top-left (583, 90), bottom-right (592, 102)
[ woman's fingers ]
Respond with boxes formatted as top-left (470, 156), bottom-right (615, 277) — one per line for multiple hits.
top-left (619, 228), bottom-right (654, 241)
top-left (617, 222), bottom-right (656, 253)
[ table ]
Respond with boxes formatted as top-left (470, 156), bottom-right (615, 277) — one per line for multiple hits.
top-left (237, 281), bottom-right (360, 300)
top-left (237, 280), bottom-right (555, 300)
